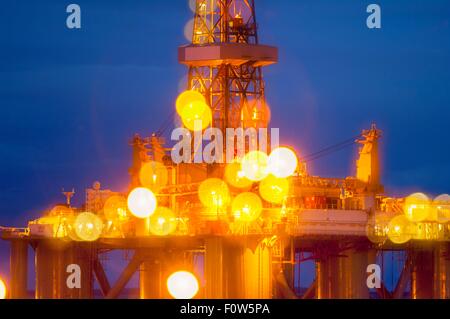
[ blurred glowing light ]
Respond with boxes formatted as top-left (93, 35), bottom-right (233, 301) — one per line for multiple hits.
top-left (127, 187), bottom-right (157, 219)
top-left (388, 215), bottom-right (413, 244)
top-left (184, 18), bottom-right (195, 42)
top-left (224, 161), bottom-right (253, 189)
top-left (242, 99), bottom-right (271, 128)
top-left (241, 151), bottom-right (269, 182)
top-left (167, 271), bottom-right (199, 299)
top-left (139, 161), bottom-right (169, 192)
top-left (198, 178), bottom-right (230, 209)
top-left (188, 0), bottom-right (197, 12)
top-left (176, 90), bottom-right (205, 115)
top-left (268, 147), bottom-right (298, 178)
top-left (0, 278), bottom-right (6, 299)
top-left (366, 214), bottom-right (390, 244)
top-left (259, 175), bottom-right (289, 204)
top-left (74, 212), bottom-right (103, 242)
top-left (149, 207), bottom-right (177, 236)
top-left (188, 0), bottom-right (217, 13)
top-left (232, 192), bottom-right (263, 222)
top-left (434, 194), bottom-right (450, 223)
top-left (180, 100), bottom-right (212, 131)
top-left (404, 193), bottom-right (431, 222)
top-left (103, 195), bottom-right (128, 222)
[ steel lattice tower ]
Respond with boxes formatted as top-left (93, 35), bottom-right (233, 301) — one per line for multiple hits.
top-left (179, 0), bottom-right (278, 133)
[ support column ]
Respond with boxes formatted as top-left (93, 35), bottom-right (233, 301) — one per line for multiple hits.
top-left (348, 249), bottom-right (374, 299)
top-left (243, 242), bottom-right (273, 299)
top-left (205, 237), bottom-right (223, 299)
top-left (9, 240), bottom-right (28, 299)
top-left (35, 241), bottom-right (55, 299)
top-left (316, 246), bottom-right (374, 299)
top-left (35, 241), bottom-right (93, 299)
top-left (316, 254), bottom-right (347, 299)
top-left (433, 243), bottom-right (450, 299)
top-left (222, 240), bottom-right (245, 299)
top-left (140, 259), bottom-right (162, 299)
top-left (205, 237), bottom-right (273, 299)
top-left (411, 248), bottom-right (434, 299)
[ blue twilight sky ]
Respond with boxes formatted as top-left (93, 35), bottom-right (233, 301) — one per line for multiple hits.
top-left (0, 0), bottom-right (449, 286)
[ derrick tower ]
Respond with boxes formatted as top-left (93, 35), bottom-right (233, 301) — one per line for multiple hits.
top-left (179, 0), bottom-right (278, 132)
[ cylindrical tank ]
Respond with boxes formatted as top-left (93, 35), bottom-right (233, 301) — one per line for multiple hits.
top-left (9, 240), bottom-right (29, 299)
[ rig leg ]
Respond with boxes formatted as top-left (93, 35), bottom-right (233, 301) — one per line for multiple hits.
top-left (205, 237), bottom-right (224, 298)
top-left (316, 247), bottom-right (374, 299)
top-left (411, 248), bottom-right (434, 299)
top-left (316, 254), bottom-right (345, 299)
top-left (140, 259), bottom-right (162, 299)
top-left (205, 237), bottom-right (272, 299)
top-left (9, 240), bottom-right (29, 299)
top-left (242, 241), bottom-right (273, 299)
top-left (433, 243), bottom-right (450, 299)
top-left (35, 241), bottom-right (94, 299)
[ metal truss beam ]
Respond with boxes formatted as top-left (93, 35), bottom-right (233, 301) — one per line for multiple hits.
top-left (105, 251), bottom-right (143, 299)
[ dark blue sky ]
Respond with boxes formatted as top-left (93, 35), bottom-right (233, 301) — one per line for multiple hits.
top-left (1, 0), bottom-right (449, 286)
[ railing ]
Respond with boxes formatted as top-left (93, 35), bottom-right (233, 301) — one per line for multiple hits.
top-left (0, 226), bottom-right (29, 239)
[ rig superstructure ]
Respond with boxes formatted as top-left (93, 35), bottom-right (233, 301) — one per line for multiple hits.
top-left (1, 0), bottom-right (449, 300)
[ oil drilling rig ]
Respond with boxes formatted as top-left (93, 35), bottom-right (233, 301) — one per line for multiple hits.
top-left (1, 0), bottom-right (450, 300)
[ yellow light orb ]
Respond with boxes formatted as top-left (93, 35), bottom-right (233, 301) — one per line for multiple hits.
top-left (167, 271), bottom-right (199, 299)
top-left (0, 278), bottom-right (6, 299)
top-left (241, 151), bottom-right (269, 182)
top-left (176, 90), bottom-right (206, 115)
top-left (224, 161), bottom-right (253, 189)
top-left (259, 175), bottom-right (289, 204)
top-left (434, 194), bottom-right (450, 223)
top-left (148, 207), bottom-right (177, 236)
top-left (139, 161), bottom-right (169, 192)
top-left (127, 187), bottom-right (157, 219)
top-left (74, 212), bottom-right (103, 242)
top-left (103, 195), bottom-right (128, 222)
top-left (232, 192), bottom-right (263, 222)
top-left (404, 193), bottom-right (431, 222)
top-left (198, 178), bottom-right (230, 209)
top-left (387, 215), bottom-right (413, 244)
top-left (366, 214), bottom-right (390, 244)
top-left (268, 147), bottom-right (298, 178)
top-left (181, 100), bottom-right (212, 131)
top-left (241, 98), bottom-right (272, 128)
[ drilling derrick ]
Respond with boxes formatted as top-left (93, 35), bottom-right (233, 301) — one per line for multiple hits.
top-left (177, 1), bottom-right (278, 299)
top-left (179, 0), bottom-right (278, 132)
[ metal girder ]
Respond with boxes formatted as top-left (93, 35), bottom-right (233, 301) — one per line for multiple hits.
top-left (393, 253), bottom-right (412, 299)
top-left (376, 252), bottom-right (411, 299)
top-left (301, 280), bottom-right (316, 300)
top-left (376, 282), bottom-right (393, 299)
top-left (273, 265), bottom-right (298, 299)
top-left (105, 252), bottom-right (143, 299)
top-left (93, 256), bottom-right (111, 297)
